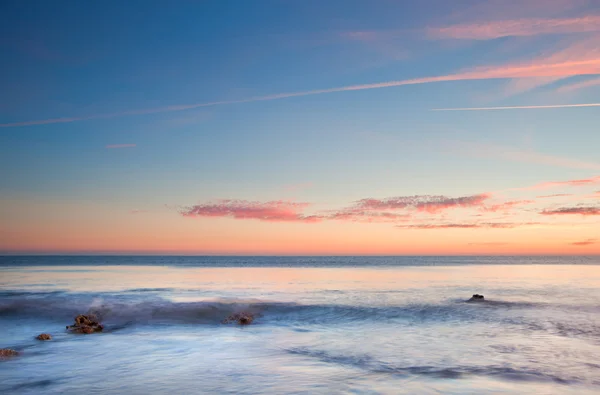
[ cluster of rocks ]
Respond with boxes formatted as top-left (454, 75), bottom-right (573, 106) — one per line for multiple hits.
top-left (66, 314), bottom-right (104, 334)
top-left (36, 333), bottom-right (52, 341)
top-left (221, 312), bottom-right (255, 325)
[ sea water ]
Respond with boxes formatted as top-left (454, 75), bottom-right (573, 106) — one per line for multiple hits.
top-left (1, 256), bottom-right (600, 394)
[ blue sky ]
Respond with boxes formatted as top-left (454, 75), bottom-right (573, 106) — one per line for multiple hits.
top-left (1, 0), bottom-right (600, 254)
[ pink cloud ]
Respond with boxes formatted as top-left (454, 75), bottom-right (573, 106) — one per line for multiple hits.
top-left (536, 193), bottom-right (574, 198)
top-left (397, 222), bottom-right (540, 229)
top-left (179, 193), bottom-right (491, 225)
top-left (428, 16), bottom-right (600, 40)
top-left (570, 238), bottom-right (597, 246)
top-left (557, 77), bottom-right (600, 92)
top-left (354, 194), bottom-right (491, 214)
top-left (484, 200), bottom-right (535, 212)
top-left (529, 176), bottom-right (600, 190)
top-left (180, 200), bottom-right (320, 223)
top-left (106, 144), bottom-right (136, 149)
top-left (327, 210), bottom-right (410, 223)
top-left (541, 206), bottom-right (600, 215)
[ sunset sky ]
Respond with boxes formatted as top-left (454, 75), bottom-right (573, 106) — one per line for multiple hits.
top-left (1, 0), bottom-right (599, 255)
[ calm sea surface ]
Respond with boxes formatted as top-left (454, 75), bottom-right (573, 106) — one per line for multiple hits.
top-left (1, 256), bottom-right (600, 394)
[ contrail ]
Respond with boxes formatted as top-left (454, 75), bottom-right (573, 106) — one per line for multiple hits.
top-left (0, 76), bottom-right (449, 128)
top-left (432, 103), bottom-right (600, 111)
top-left (2, 56), bottom-right (600, 127)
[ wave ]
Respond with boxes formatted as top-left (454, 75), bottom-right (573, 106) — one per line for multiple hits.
top-left (286, 347), bottom-right (576, 384)
top-left (0, 294), bottom-right (497, 325)
top-left (1, 293), bottom-right (598, 342)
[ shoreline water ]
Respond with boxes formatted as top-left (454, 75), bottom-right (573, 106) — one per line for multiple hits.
top-left (2, 258), bottom-right (600, 394)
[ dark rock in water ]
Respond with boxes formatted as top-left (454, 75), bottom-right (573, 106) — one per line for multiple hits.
top-left (36, 333), bottom-right (52, 341)
top-left (468, 294), bottom-right (485, 302)
top-left (0, 349), bottom-right (19, 358)
top-left (67, 314), bottom-right (104, 334)
top-left (222, 312), bottom-right (255, 325)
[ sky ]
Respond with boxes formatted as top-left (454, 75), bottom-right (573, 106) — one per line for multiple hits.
top-left (1, 0), bottom-right (599, 255)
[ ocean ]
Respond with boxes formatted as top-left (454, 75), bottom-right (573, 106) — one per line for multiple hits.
top-left (1, 256), bottom-right (600, 394)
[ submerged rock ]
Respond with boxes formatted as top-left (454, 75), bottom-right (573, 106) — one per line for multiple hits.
top-left (0, 349), bottom-right (19, 358)
top-left (468, 294), bottom-right (485, 302)
top-left (36, 333), bottom-right (52, 341)
top-left (222, 312), bottom-right (255, 325)
top-left (67, 314), bottom-right (104, 334)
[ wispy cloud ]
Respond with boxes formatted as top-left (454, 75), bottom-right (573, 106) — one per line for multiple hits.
top-left (570, 238), bottom-right (597, 246)
top-left (557, 77), bottom-right (600, 92)
top-left (524, 176), bottom-right (600, 190)
top-left (397, 222), bottom-right (540, 229)
top-left (179, 193), bottom-right (491, 224)
top-left (428, 16), bottom-right (600, 40)
top-left (5, 38), bottom-right (600, 128)
top-left (536, 193), bottom-right (574, 198)
top-left (130, 209), bottom-right (148, 214)
top-left (327, 211), bottom-right (410, 223)
top-left (541, 206), bottom-right (600, 215)
top-left (484, 200), bottom-right (535, 212)
top-left (353, 194), bottom-right (491, 214)
top-left (432, 103), bottom-right (600, 111)
top-left (180, 200), bottom-right (320, 223)
top-left (106, 144), bottom-right (136, 149)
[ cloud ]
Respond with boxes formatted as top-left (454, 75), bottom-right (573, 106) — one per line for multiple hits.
top-left (427, 16), bottom-right (600, 40)
top-left (525, 176), bottom-right (600, 190)
top-left (484, 200), bottom-right (535, 212)
top-left (557, 77), bottom-right (600, 92)
top-left (570, 238), bottom-right (597, 246)
top-left (432, 103), bottom-right (600, 111)
top-left (106, 144), bottom-right (136, 149)
top-left (180, 200), bottom-right (320, 223)
top-left (179, 193), bottom-right (490, 225)
top-left (541, 206), bottom-right (600, 215)
top-left (130, 209), bottom-right (148, 214)
top-left (397, 222), bottom-right (540, 229)
top-left (353, 194), bottom-right (491, 214)
top-left (327, 210), bottom-right (410, 223)
top-left (536, 193), bottom-right (574, 198)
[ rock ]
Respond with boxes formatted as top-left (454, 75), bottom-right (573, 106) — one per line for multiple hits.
top-left (36, 333), bottom-right (52, 341)
top-left (81, 326), bottom-right (95, 334)
top-left (67, 314), bottom-right (104, 334)
top-left (222, 312), bottom-right (255, 325)
top-left (468, 294), bottom-right (485, 302)
top-left (0, 349), bottom-right (19, 358)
